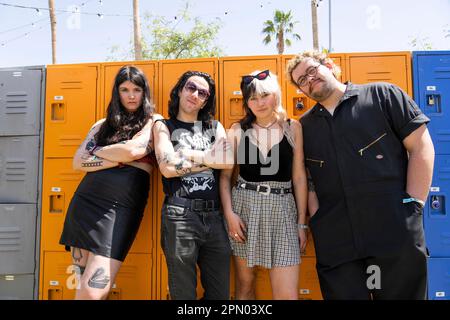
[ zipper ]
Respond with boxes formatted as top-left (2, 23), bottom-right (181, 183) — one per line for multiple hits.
top-left (358, 133), bottom-right (387, 156)
top-left (306, 158), bottom-right (325, 167)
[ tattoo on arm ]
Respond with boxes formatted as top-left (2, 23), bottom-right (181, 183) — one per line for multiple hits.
top-left (85, 139), bottom-right (96, 153)
top-left (307, 178), bottom-right (315, 192)
top-left (81, 161), bottom-right (104, 167)
top-left (87, 267), bottom-right (110, 289)
top-left (175, 159), bottom-right (192, 175)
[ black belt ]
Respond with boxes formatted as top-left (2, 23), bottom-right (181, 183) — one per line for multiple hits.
top-left (165, 196), bottom-right (220, 212)
top-left (236, 181), bottom-right (292, 195)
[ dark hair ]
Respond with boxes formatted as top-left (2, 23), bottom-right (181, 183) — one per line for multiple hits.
top-left (168, 71), bottom-right (216, 124)
top-left (95, 65), bottom-right (154, 146)
top-left (239, 77), bottom-right (259, 131)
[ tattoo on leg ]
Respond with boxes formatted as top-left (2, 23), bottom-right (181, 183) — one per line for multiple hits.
top-left (88, 267), bottom-right (110, 289)
top-left (72, 248), bottom-right (83, 263)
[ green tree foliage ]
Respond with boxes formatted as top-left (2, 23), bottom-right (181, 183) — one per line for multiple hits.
top-left (107, 4), bottom-right (223, 61)
top-left (262, 10), bottom-right (301, 54)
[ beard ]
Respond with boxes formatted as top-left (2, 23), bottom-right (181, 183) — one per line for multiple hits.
top-left (306, 80), bottom-right (334, 102)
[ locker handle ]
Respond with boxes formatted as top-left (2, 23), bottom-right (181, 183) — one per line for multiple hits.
top-left (51, 102), bottom-right (65, 121)
top-left (48, 287), bottom-right (63, 300)
top-left (107, 288), bottom-right (121, 300)
top-left (49, 194), bottom-right (64, 213)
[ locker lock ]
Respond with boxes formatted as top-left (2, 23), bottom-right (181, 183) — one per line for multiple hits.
top-left (431, 196), bottom-right (441, 210)
top-left (296, 99), bottom-right (305, 110)
top-left (428, 95), bottom-right (435, 106)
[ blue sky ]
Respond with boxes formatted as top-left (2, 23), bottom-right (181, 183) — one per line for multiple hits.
top-left (0, 0), bottom-right (449, 67)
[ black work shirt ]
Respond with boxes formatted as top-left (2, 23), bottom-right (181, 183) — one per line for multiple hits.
top-left (301, 82), bottom-right (430, 268)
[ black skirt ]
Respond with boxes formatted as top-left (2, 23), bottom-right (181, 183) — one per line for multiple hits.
top-left (59, 165), bottom-right (150, 261)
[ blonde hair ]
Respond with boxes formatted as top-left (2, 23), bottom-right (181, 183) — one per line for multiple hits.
top-left (286, 50), bottom-right (341, 86)
top-left (240, 70), bottom-right (295, 148)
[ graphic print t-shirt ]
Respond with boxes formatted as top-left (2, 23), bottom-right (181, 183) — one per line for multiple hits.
top-left (161, 118), bottom-right (220, 201)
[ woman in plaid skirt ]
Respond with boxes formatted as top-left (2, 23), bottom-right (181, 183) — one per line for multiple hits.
top-left (220, 70), bottom-right (308, 299)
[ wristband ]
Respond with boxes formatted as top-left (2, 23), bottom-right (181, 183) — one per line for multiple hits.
top-left (298, 223), bottom-right (309, 230)
top-left (402, 197), bottom-right (425, 208)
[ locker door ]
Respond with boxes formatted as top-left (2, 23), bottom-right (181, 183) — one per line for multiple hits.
top-left (0, 204), bottom-right (36, 274)
top-left (414, 52), bottom-right (450, 155)
top-left (427, 258), bottom-right (450, 300)
top-left (425, 155), bottom-right (450, 257)
top-left (219, 56), bottom-right (280, 129)
top-left (44, 65), bottom-right (98, 158)
top-left (102, 63), bottom-right (158, 118)
top-left (0, 274), bottom-right (35, 299)
top-left (158, 59), bottom-right (217, 118)
top-left (298, 256), bottom-right (323, 300)
top-left (0, 68), bottom-right (43, 136)
top-left (0, 136), bottom-right (39, 203)
top-left (40, 159), bottom-right (84, 251)
top-left (347, 52), bottom-right (412, 95)
top-left (41, 251), bottom-right (76, 300)
top-left (283, 54), bottom-right (346, 120)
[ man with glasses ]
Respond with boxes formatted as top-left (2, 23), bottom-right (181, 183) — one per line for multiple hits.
top-left (286, 51), bottom-right (434, 300)
top-left (153, 71), bottom-right (233, 299)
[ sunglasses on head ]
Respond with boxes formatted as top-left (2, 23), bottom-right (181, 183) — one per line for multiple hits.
top-left (184, 81), bottom-right (210, 101)
top-left (242, 70), bottom-right (270, 84)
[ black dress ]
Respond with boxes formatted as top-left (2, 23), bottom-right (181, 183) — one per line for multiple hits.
top-left (59, 165), bottom-right (150, 261)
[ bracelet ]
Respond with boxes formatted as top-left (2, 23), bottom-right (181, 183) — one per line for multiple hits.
top-left (298, 223), bottom-right (309, 230)
top-left (402, 197), bottom-right (425, 208)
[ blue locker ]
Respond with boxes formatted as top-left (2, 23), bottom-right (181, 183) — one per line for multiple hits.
top-left (413, 51), bottom-right (450, 155)
top-left (425, 155), bottom-right (450, 257)
top-left (427, 258), bottom-right (450, 300)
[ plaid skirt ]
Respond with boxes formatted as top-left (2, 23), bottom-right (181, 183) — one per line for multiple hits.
top-left (229, 176), bottom-right (300, 268)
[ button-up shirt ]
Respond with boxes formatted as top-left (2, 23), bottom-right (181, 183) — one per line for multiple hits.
top-left (301, 82), bottom-right (430, 268)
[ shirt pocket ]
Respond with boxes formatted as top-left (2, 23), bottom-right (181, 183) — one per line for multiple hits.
top-left (357, 132), bottom-right (387, 156)
top-left (305, 157), bottom-right (325, 168)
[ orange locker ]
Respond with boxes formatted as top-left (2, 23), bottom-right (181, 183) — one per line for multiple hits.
top-left (40, 157), bottom-right (154, 253)
top-left (43, 65), bottom-right (100, 158)
top-left (158, 58), bottom-right (218, 118)
top-left (282, 54), bottom-right (346, 120)
top-left (101, 61), bottom-right (158, 118)
top-left (345, 51), bottom-right (412, 96)
top-left (219, 56), bottom-right (281, 129)
top-left (298, 256), bottom-right (323, 300)
top-left (40, 251), bottom-right (152, 300)
top-left (40, 158), bottom-right (84, 252)
top-left (154, 58), bottom-right (219, 299)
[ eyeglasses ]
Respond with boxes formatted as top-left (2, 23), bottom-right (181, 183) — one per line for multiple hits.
top-left (184, 82), bottom-right (210, 101)
top-left (295, 65), bottom-right (320, 87)
top-left (242, 70), bottom-right (270, 84)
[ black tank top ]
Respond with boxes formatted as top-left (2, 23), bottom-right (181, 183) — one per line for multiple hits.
top-left (237, 131), bottom-right (293, 182)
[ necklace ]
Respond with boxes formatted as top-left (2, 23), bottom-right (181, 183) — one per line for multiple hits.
top-left (254, 119), bottom-right (277, 129)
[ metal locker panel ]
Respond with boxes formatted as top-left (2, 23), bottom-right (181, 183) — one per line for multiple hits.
top-left (102, 62), bottom-right (158, 118)
top-left (0, 204), bottom-right (36, 274)
top-left (158, 58), bottom-right (218, 118)
top-left (41, 251), bottom-right (75, 300)
top-left (424, 155), bottom-right (450, 257)
top-left (282, 54), bottom-right (346, 120)
top-left (0, 274), bottom-right (35, 299)
top-left (44, 65), bottom-right (98, 158)
top-left (0, 135), bottom-right (39, 203)
top-left (346, 52), bottom-right (412, 96)
top-left (219, 56), bottom-right (280, 129)
top-left (427, 258), bottom-right (450, 300)
top-left (40, 158), bottom-right (84, 251)
top-left (0, 67), bottom-right (44, 136)
top-left (413, 51), bottom-right (450, 155)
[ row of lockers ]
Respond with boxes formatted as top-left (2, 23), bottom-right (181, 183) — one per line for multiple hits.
top-left (415, 52), bottom-right (450, 266)
top-left (1, 51), bottom-right (448, 299)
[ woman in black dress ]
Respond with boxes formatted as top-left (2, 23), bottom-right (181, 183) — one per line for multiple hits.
top-left (60, 65), bottom-right (162, 299)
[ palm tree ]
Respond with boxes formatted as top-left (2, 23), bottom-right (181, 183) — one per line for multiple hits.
top-left (48, 0), bottom-right (57, 64)
top-left (262, 10), bottom-right (301, 54)
top-left (133, 0), bottom-right (143, 60)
